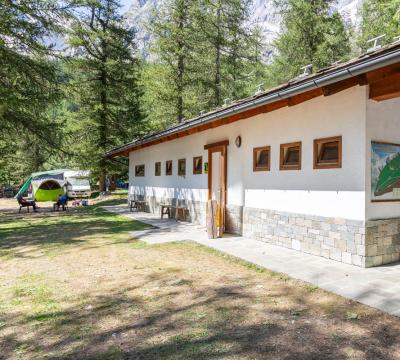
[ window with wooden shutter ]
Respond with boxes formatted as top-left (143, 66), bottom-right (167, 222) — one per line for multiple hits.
top-left (166, 160), bottom-right (172, 175)
top-left (135, 164), bottom-right (145, 177)
top-left (178, 158), bottom-right (186, 176)
top-left (314, 136), bottom-right (342, 169)
top-left (155, 162), bottom-right (161, 176)
top-left (193, 156), bottom-right (202, 174)
top-left (253, 146), bottom-right (270, 171)
top-left (280, 142), bottom-right (302, 170)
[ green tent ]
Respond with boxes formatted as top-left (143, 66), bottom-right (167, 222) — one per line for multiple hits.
top-left (15, 169), bottom-right (70, 202)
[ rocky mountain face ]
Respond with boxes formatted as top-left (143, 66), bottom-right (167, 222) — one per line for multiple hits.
top-left (250, 0), bottom-right (363, 43)
top-left (125, 0), bottom-right (364, 56)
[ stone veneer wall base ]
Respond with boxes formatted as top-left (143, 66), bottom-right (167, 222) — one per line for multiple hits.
top-left (129, 194), bottom-right (400, 268)
top-left (243, 207), bottom-right (367, 267)
top-left (365, 219), bottom-right (400, 267)
top-left (243, 207), bottom-right (400, 268)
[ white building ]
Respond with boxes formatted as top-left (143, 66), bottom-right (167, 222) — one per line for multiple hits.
top-left (108, 43), bottom-right (400, 267)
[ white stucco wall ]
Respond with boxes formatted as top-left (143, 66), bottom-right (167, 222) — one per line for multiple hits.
top-left (129, 85), bottom-right (368, 220)
top-left (366, 96), bottom-right (400, 221)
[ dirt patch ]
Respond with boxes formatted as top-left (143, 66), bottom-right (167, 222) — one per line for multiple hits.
top-left (1, 196), bottom-right (400, 359)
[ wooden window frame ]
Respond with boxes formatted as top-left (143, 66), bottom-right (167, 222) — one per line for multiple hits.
top-left (155, 161), bottom-right (161, 176)
top-left (135, 164), bottom-right (145, 177)
top-left (193, 156), bottom-right (202, 174)
top-left (165, 160), bottom-right (172, 176)
top-left (253, 146), bottom-right (271, 172)
top-left (178, 158), bottom-right (186, 176)
top-left (313, 136), bottom-right (342, 169)
top-left (280, 142), bottom-right (302, 170)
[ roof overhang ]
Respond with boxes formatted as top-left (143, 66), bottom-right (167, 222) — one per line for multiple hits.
top-left (107, 43), bottom-right (400, 158)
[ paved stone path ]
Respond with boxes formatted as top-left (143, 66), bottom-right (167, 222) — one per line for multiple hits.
top-left (103, 205), bottom-right (400, 317)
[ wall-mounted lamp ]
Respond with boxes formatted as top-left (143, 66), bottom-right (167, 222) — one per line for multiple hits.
top-left (235, 136), bottom-right (242, 148)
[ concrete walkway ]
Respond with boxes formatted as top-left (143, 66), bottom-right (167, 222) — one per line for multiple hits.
top-left (103, 205), bottom-right (400, 317)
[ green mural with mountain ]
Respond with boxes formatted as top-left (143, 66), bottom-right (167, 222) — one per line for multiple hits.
top-left (371, 142), bottom-right (400, 201)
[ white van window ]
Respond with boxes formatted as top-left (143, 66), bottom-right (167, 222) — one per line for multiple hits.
top-left (68, 178), bottom-right (90, 187)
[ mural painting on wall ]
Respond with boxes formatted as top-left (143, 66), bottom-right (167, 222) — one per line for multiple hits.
top-left (371, 141), bottom-right (400, 201)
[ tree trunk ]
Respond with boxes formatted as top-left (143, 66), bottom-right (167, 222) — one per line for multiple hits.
top-left (99, 174), bottom-right (106, 192)
top-left (176, 3), bottom-right (185, 123)
top-left (97, 11), bottom-right (110, 194)
top-left (98, 62), bottom-right (108, 192)
top-left (177, 54), bottom-right (184, 123)
top-left (214, 3), bottom-right (222, 107)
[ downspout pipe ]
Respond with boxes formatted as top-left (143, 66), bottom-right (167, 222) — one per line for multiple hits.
top-left (108, 46), bottom-right (400, 156)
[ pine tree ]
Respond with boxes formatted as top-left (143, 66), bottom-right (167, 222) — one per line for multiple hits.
top-left (0, 0), bottom-right (65, 144)
top-left (195, 0), bottom-right (262, 107)
top-left (268, 0), bottom-right (351, 85)
top-left (224, 22), bottom-right (266, 101)
top-left (145, 0), bottom-right (199, 125)
top-left (67, 0), bottom-right (144, 191)
top-left (0, 1), bottom-right (70, 185)
top-left (0, 131), bottom-right (52, 186)
top-left (359, 0), bottom-right (400, 50)
top-left (144, 0), bottom-right (264, 127)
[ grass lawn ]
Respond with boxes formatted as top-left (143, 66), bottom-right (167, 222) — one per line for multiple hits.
top-left (1, 195), bottom-right (400, 359)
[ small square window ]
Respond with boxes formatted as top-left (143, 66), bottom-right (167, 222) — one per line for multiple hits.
top-left (155, 162), bottom-right (161, 176)
top-left (135, 164), bottom-right (145, 177)
top-left (280, 142), bottom-right (301, 170)
top-left (178, 158), bottom-right (186, 176)
top-left (314, 136), bottom-right (342, 169)
top-left (166, 160), bottom-right (172, 176)
top-left (193, 156), bottom-right (202, 174)
top-left (253, 146), bottom-right (270, 171)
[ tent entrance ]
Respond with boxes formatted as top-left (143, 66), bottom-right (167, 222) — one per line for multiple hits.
top-left (33, 179), bottom-right (64, 202)
top-left (39, 180), bottom-right (61, 190)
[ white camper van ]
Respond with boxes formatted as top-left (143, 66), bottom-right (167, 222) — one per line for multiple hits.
top-left (64, 170), bottom-right (91, 198)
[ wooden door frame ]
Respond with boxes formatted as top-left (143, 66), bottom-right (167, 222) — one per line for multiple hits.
top-left (204, 140), bottom-right (229, 235)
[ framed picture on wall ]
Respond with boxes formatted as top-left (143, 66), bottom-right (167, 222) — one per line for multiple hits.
top-left (371, 141), bottom-right (400, 202)
top-left (204, 162), bottom-right (208, 174)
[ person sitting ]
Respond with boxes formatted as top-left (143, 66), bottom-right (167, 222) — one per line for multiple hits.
top-left (54, 193), bottom-right (68, 211)
top-left (17, 195), bottom-right (37, 213)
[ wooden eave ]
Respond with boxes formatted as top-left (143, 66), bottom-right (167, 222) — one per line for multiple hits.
top-left (108, 60), bottom-right (400, 158)
top-left (368, 63), bottom-right (400, 101)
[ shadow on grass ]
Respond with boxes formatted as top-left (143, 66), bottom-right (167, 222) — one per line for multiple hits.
top-left (1, 266), bottom-right (399, 360)
top-left (91, 198), bottom-right (127, 207)
top-left (1, 199), bottom-right (400, 358)
top-left (0, 206), bottom-right (149, 258)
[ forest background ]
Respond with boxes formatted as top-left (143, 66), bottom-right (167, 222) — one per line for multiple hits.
top-left (0, 0), bottom-right (399, 190)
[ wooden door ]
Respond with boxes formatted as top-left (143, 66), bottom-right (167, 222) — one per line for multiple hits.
top-left (204, 140), bottom-right (228, 237)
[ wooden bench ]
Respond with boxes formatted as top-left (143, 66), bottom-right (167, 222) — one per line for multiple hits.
top-left (129, 199), bottom-right (147, 212)
top-left (160, 204), bottom-right (188, 221)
